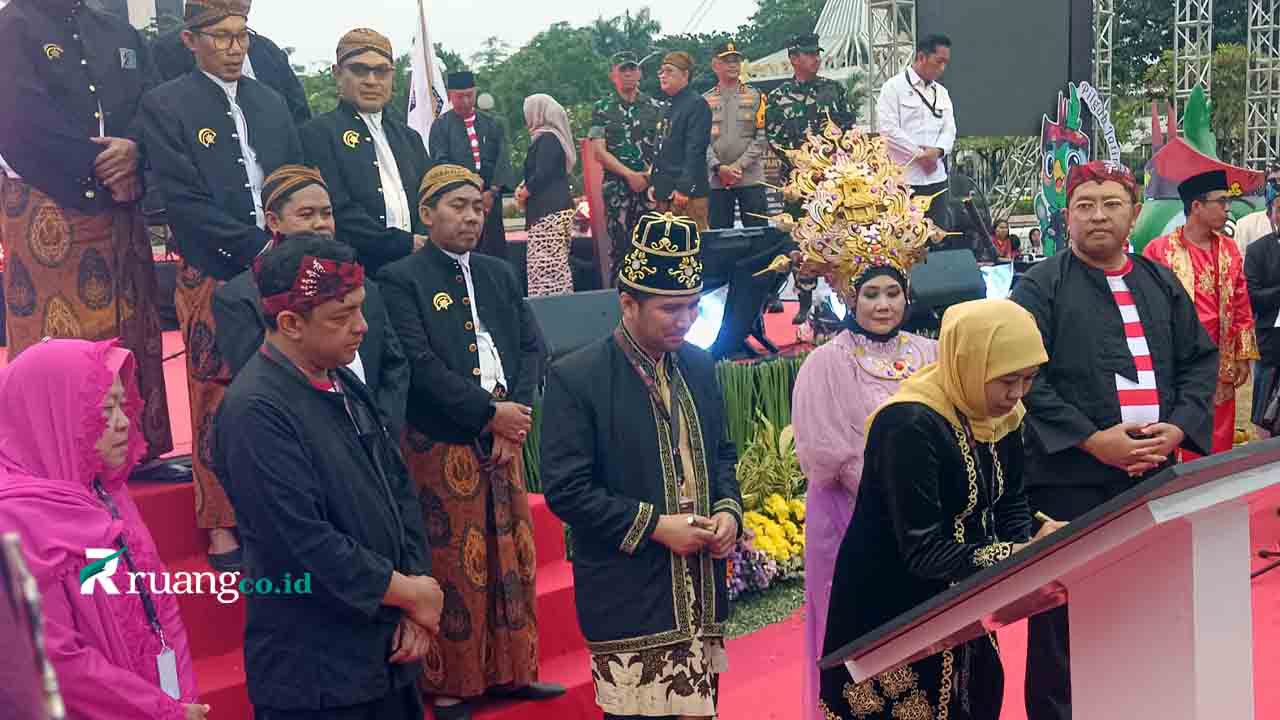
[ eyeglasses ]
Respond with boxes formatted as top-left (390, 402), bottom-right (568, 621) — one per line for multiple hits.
top-left (343, 63), bottom-right (395, 81)
top-left (1199, 196), bottom-right (1232, 209)
top-left (195, 28), bottom-right (252, 51)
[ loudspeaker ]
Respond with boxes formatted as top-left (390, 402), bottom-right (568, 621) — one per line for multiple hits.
top-left (910, 249), bottom-right (985, 310)
top-left (526, 289), bottom-right (621, 361)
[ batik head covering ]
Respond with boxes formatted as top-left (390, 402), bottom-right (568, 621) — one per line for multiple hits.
top-left (418, 164), bottom-right (483, 213)
top-left (336, 28), bottom-right (393, 65)
top-left (524, 94), bottom-right (577, 174)
top-left (867, 299), bottom-right (1048, 442)
top-left (184, 0), bottom-right (250, 30)
top-left (661, 51), bottom-right (694, 73)
top-left (0, 339), bottom-right (147, 577)
top-left (618, 212), bottom-right (703, 296)
top-left (1066, 160), bottom-right (1140, 203)
top-left (262, 164), bottom-right (327, 215)
top-left (256, 243), bottom-right (365, 319)
top-left (780, 119), bottom-right (941, 305)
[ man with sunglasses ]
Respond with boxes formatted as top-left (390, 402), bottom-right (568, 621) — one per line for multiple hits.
top-left (300, 29), bottom-right (430, 275)
top-left (1144, 169), bottom-right (1260, 454)
top-left (140, 0), bottom-right (303, 572)
top-left (150, 1), bottom-right (310, 126)
top-left (876, 33), bottom-right (956, 233)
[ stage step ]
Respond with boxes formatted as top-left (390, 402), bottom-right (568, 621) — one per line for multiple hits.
top-left (130, 480), bottom-right (203, 567)
top-left (465, 648), bottom-right (597, 720)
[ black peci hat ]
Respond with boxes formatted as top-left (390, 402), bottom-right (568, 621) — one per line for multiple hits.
top-left (445, 71), bottom-right (476, 90)
top-left (618, 213), bottom-right (704, 296)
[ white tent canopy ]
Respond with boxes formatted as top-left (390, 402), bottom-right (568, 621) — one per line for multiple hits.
top-left (745, 0), bottom-right (868, 83)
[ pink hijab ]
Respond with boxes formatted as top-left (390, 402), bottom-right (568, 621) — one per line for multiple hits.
top-left (0, 339), bottom-right (198, 718)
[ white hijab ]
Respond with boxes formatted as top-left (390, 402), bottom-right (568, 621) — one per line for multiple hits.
top-left (524, 93), bottom-right (577, 175)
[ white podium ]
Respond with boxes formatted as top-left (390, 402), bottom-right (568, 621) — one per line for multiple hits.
top-left (820, 440), bottom-right (1280, 720)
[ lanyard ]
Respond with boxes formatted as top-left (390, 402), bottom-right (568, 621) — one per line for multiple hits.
top-left (92, 481), bottom-right (167, 649)
top-left (905, 69), bottom-right (944, 119)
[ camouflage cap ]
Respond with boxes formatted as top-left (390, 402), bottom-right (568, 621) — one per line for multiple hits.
top-left (611, 52), bottom-right (641, 69)
top-left (787, 33), bottom-right (822, 54)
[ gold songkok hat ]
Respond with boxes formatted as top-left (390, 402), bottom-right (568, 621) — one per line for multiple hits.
top-left (782, 119), bottom-right (942, 300)
top-left (184, 0), bottom-right (250, 29)
top-left (418, 164), bottom-right (483, 208)
top-left (337, 28), bottom-right (394, 65)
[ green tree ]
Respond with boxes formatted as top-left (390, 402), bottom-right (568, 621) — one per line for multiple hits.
top-left (471, 36), bottom-right (511, 71)
top-left (434, 43), bottom-right (467, 74)
top-left (590, 9), bottom-right (663, 60)
top-left (734, 0), bottom-right (824, 60)
top-left (1113, 0), bottom-right (1247, 89)
top-left (1140, 43), bottom-right (1249, 165)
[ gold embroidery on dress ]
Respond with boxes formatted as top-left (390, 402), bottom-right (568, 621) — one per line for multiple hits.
top-left (951, 424), bottom-right (980, 544)
top-left (843, 678), bottom-right (886, 717)
top-left (819, 698), bottom-right (843, 720)
top-left (972, 542), bottom-right (1014, 568)
top-left (890, 689), bottom-right (934, 720)
top-left (937, 649), bottom-right (955, 720)
top-left (877, 664), bottom-right (920, 699)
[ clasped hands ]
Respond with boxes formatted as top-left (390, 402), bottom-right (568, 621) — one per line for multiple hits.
top-left (652, 512), bottom-right (739, 559)
top-left (485, 400), bottom-right (533, 469)
top-left (92, 136), bottom-right (142, 203)
top-left (1082, 421), bottom-right (1186, 477)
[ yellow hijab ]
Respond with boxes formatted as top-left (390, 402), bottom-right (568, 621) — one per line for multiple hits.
top-left (867, 299), bottom-right (1048, 443)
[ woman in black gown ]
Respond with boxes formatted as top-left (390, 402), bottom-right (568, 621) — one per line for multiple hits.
top-left (819, 299), bottom-right (1063, 720)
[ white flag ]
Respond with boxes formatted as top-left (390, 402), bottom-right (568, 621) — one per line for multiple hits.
top-left (408, 0), bottom-right (451, 155)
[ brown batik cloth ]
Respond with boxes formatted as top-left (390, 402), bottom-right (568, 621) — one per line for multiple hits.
top-left (0, 177), bottom-right (172, 459)
top-left (173, 261), bottom-right (235, 529)
top-left (525, 208), bottom-right (575, 298)
top-left (405, 428), bottom-right (540, 699)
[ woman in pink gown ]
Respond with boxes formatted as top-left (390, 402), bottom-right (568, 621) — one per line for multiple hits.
top-left (0, 339), bottom-right (202, 719)
top-left (793, 267), bottom-right (938, 720)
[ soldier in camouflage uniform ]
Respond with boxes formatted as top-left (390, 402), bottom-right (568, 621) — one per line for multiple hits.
top-left (588, 52), bottom-right (663, 279)
top-left (765, 33), bottom-right (856, 324)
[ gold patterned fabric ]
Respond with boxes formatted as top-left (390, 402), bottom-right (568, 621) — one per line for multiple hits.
top-left (0, 177), bottom-right (172, 460)
top-left (525, 208), bottom-right (575, 297)
top-left (618, 212), bottom-right (704, 296)
top-left (184, 0), bottom-right (249, 29)
top-left (336, 28), bottom-right (394, 64)
top-left (419, 164), bottom-right (483, 209)
top-left (403, 431), bottom-right (539, 698)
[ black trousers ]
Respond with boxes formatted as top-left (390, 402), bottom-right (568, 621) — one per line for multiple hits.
top-left (911, 180), bottom-right (952, 232)
top-left (708, 185), bottom-right (769, 229)
top-left (255, 684), bottom-right (423, 720)
top-left (1024, 484), bottom-right (1124, 720)
top-left (476, 197), bottom-right (509, 261)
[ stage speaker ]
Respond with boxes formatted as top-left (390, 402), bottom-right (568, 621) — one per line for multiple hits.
top-left (910, 249), bottom-right (985, 310)
top-left (526, 289), bottom-right (621, 361)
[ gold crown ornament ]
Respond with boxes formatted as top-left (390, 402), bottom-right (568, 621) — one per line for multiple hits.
top-left (760, 119), bottom-right (949, 302)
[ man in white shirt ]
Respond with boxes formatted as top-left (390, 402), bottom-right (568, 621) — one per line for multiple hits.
top-left (300, 28), bottom-right (431, 275)
top-left (1234, 167), bottom-right (1280, 254)
top-left (876, 33), bottom-right (957, 231)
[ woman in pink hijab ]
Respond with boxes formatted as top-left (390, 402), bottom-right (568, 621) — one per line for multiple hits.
top-left (0, 339), bottom-right (204, 720)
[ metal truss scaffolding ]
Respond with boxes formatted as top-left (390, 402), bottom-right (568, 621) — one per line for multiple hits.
top-left (1174, 0), bottom-right (1215, 112)
top-left (865, 0), bottom-right (916, 131)
top-left (1246, 0), bottom-right (1280, 169)
top-left (1093, 0), bottom-right (1115, 158)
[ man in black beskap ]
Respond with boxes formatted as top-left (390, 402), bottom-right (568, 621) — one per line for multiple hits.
top-left (216, 234), bottom-right (441, 720)
top-left (1245, 186), bottom-right (1280, 434)
top-left (650, 51), bottom-right (713, 231)
top-left (301, 28), bottom-right (430, 275)
top-left (150, 0), bottom-right (310, 125)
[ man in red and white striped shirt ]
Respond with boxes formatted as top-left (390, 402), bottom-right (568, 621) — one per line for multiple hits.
top-left (1011, 160), bottom-right (1218, 720)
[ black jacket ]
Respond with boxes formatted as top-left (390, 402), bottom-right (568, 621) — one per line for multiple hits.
top-left (0, 0), bottom-right (160, 213)
top-left (523, 133), bottom-right (573, 227)
top-left (427, 110), bottom-right (514, 192)
top-left (212, 270), bottom-right (410, 438)
top-left (150, 28), bottom-right (311, 125)
top-left (377, 243), bottom-right (543, 444)
top-left (214, 343), bottom-right (429, 711)
top-left (140, 71), bottom-right (302, 279)
top-left (651, 86), bottom-right (712, 200)
top-left (1245, 232), bottom-right (1280, 363)
top-left (1011, 250), bottom-right (1217, 489)
top-left (541, 335), bottom-right (741, 652)
top-left (301, 102), bottom-right (431, 274)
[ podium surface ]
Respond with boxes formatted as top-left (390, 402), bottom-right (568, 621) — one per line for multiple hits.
top-left (821, 439), bottom-right (1280, 720)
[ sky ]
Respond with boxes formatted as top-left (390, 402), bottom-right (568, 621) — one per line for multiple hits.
top-left (248, 0), bottom-right (757, 71)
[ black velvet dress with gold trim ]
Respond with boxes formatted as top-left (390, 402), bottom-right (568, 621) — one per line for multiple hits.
top-left (818, 402), bottom-right (1035, 720)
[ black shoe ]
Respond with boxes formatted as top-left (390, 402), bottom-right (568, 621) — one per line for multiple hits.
top-left (487, 682), bottom-right (566, 701)
top-left (765, 298), bottom-right (785, 314)
top-left (207, 548), bottom-right (243, 573)
top-left (433, 702), bottom-right (474, 720)
top-left (792, 307), bottom-right (810, 325)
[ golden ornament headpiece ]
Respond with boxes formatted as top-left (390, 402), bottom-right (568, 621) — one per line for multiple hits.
top-left (765, 119), bottom-right (945, 301)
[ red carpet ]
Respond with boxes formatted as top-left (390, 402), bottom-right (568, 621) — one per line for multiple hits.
top-left (8, 305), bottom-right (1279, 719)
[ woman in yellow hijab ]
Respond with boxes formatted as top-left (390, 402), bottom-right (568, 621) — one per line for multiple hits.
top-left (816, 299), bottom-right (1066, 720)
